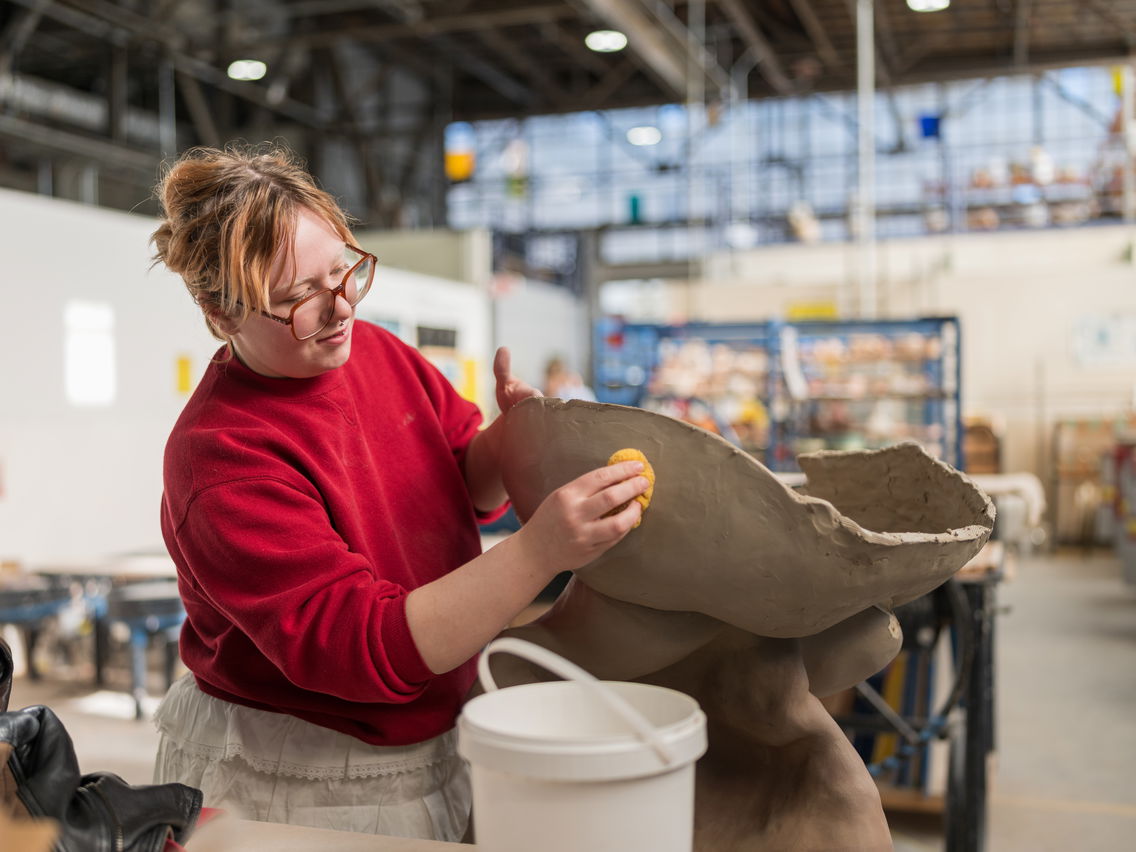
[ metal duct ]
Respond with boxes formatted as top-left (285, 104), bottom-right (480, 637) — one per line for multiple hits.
top-left (0, 72), bottom-right (165, 149)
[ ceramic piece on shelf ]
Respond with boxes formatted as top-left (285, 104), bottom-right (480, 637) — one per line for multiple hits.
top-left (501, 397), bottom-right (994, 638)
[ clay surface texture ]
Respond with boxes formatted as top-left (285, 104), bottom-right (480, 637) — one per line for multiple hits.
top-left (501, 398), bottom-right (994, 638)
top-left (490, 398), bottom-right (994, 852)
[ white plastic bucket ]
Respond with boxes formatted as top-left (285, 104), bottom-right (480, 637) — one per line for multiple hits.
top-left (458, 638), bottom-right (707, 852)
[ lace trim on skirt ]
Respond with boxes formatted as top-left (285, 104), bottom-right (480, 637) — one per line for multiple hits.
top-left (153, 675), bottom-right (456, 781)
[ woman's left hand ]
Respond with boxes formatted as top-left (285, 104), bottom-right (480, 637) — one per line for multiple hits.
top-left (494, 346), bottom-right (542, 414)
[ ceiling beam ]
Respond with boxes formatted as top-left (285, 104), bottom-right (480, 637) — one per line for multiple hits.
top-left (546, 22), bottom-right (610, 75)
top-left (325, 0), bottom-right (538, 106)
top-left (171, 50), bottom-right (326, 127)
top-left (57, 0), bottom-right (183, 45)
top-left (372, 39), bottom-right (449, 86)
top-left (395, 99), bottom-right (438, 218)
top-left (324, 46), bottom-right (384, 221)
top-left (242, 0), bottom-right (409, 18)
top-left (867, 47), bottom-right (1131, 86)
top-left (788, 0), bottom-right (842, 70)
top-left (152, 0), bottom-right (180, 23)
top-left (474, 25), bottom-right (567, 105)
top-left (427, 32), bottom-right (536, 105)
top-left (107, 44), bottom-right (127, 142)
top-left (367, 0), bottom-right (427, 23)
top-left (717, 0), bottom-right (795, 94)
top-left (573, 0), bottom-right (691, 100)
top-left (7, 0), bottom-right (327, 127)
top-left (583, 54), bottom-right (638, 108)
top-left (0, 0), bottom-right (53, 78)
top-left (639, 0), bottom-right (732, 95)
top-left (894, 29), bottom-right (952, 76)
top-left (5, 0), bottom-right (118, 42)
top-left (175, 71), bottom-right (223, 148)
top-left (868, 0), bottom-right (900, 85)
top-left (1078, 0), bottom-right (1136, 46)
top-left (1015, 0), bottom-right (1032, 67)
top-left (452, 85), bottom-right (674, 121)
top-left (243, 4), bottom-right (576, 51)
top-left (0, 112), bottom-right (158, 176)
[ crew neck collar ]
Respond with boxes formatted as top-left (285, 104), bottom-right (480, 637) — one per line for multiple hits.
top-left (212, 346), bottom-right (347, 398)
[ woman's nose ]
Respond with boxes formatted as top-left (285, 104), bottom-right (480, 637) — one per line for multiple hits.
top-left (331, 287), bottom-right (354, 320)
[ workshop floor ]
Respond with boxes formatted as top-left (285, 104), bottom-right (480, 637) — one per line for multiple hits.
top-left (6, 548), bottom-right (1135, 851)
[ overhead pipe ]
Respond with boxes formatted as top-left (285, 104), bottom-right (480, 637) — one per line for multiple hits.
top-left (158, 56), bottom-right (177, 159)
top-left (687, 0), bottom-right (705, 268)
top-left (1123, 63), bottom-right (1135, 224)
top-left (0, 72), bottom-right (165, 148)
top-left (577, 0), bottom-right (688, 98)
top-left (856, 0), bottom-right (877, 318)
top-left (642, 0), bottom-right (732, 96)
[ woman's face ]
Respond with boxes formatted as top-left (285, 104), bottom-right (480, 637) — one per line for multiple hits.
top-left (227, 208), bottom-right (356, 379)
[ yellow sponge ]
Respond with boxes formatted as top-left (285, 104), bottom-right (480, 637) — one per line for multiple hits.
top-left (605, 448), bottom-right (655, 528)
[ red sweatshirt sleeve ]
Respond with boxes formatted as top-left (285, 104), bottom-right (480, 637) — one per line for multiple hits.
top-left (173, 476), bottom-right (434, 703)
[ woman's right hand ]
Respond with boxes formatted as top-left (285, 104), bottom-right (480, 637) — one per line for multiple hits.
top-left (407, 460), bottom-right (650, 675)
top-left (515, 461), bottom-right (650, 579)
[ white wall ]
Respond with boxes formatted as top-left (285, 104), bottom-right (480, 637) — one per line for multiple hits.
top-left (7, 185), bottom-right (1122, 557)
top-left (357, 226), bottom-right (589, 396)
top-left (0, 189), bottom-right (493, 564)
top-left (619, 225), bottom-right (1136, 481)
top-left (355, 228), bottom-right (491, 289)
top-left (355, 228), bottom-right (495, 411)
top-left (352, 265), bottom-right (493, 412)
top-left (894, 228), bottom-right (1136, 479)
top-left (493, 278), bottom-right (590, 393)
top-left (0, 188), bottom-right (219, 563)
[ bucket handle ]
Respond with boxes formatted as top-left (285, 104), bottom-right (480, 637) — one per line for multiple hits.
top-left (478, 637), bottom-right (678, 767)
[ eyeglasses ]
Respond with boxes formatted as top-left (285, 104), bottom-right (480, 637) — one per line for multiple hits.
top-left (260, 245), bottom-right (377, 340)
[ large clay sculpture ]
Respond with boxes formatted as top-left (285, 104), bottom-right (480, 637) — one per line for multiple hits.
top-left (488, 398), bottom-right (994, 852)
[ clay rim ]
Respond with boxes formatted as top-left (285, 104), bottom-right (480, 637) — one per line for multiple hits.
top-left (796, 442), bottom-right (997, 545)
top-left (522, 398), bottom-right (996, 547)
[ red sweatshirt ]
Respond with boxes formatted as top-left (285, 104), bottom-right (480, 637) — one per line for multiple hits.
top-left (161, 321), bottom-right (503, 746)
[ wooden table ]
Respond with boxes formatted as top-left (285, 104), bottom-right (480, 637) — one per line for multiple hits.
top-left (186, 817), bottom-right (466, 851)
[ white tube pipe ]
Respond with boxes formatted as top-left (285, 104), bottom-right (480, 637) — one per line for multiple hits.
top-left (1123, 63), bottom-right (1135, 224)
top-left (856, 0), bottom-right (877, 317)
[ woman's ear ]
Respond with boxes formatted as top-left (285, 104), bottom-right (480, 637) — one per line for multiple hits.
top-left (207, 309), bottom-right (240, 337)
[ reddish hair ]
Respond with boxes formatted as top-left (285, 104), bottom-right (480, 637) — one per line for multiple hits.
top-left (151, 145), bottom-right (351, 342)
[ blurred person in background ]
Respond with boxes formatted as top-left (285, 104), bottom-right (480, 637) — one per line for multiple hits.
top-left (544, 356), bottom-right (596, 402)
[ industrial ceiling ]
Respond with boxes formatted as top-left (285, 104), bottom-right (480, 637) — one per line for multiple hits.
top-left (0, 0), bottom-right (1132, 222)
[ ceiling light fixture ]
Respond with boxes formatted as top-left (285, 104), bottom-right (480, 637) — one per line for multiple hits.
top-left (585, 30), bottom-right (628, 53)
top-left (906, 0), bottom-right (950, 11)
top-left (227, 59), bottom-right (267, 81)
top-left (627, 126), bottom-right (662, 146)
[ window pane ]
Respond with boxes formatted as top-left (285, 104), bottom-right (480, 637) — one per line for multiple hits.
top-left (64, 300), bottom-right (116, 407)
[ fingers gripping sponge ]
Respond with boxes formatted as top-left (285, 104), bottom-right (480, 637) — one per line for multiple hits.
top-left (605, 448), bottom-right (655, 528)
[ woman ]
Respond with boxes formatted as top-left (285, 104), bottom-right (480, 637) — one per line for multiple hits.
top-left (149, 146), bottom-right (648, 840)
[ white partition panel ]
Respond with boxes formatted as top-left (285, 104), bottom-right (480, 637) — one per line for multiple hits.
top-left (0, 188), bottom-right (491, 564)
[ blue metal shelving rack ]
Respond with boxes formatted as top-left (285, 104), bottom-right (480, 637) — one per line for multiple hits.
top-left (593, 316), bottom-right (963, 472)
top-left (594, 313), bottom-right (986, 846)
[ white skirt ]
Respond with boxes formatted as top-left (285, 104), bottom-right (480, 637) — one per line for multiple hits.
top-left (152, 675), bottom-right (471, 841)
